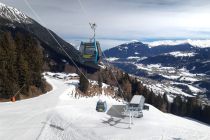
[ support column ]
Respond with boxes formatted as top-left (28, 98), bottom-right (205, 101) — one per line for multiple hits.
top-left (131, 111), bottom-right (133, 124)
top-left (129, 111), bottom-right (131, 129)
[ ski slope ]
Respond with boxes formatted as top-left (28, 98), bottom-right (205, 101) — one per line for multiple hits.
top-left (0, 74), bottom-right (210, 140)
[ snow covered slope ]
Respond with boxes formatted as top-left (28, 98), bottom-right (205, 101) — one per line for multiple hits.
top-left (166, 51), bottom-right (197, 57)
top-left (0, 73), bottom-right (210, 140)
top-left (145, 39), bottom-right (210, 48)
top-left (0, 2), bottom-right (32, 24)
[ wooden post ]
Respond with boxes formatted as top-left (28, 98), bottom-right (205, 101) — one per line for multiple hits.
top-left (12, 84), bottom-right (25, 102)
top-left (11, 96), bottom-right (16, 102)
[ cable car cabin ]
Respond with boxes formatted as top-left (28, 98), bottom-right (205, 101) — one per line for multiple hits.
top-left (79, 41), bottom-right (102, 65)
top-left (96, 100), bottom-right (107, 112)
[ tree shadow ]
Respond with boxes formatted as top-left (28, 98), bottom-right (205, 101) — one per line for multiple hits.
top-left (172, 138), bottom-right (183, 140)
top-left (65, 82), bottom-right (78, 87)
top-left (101, 117), bottom-right (131, 129)
top-left (184, 117), bottom-right (210, 127)
top-left (41, 122), bottom-right (64, 131)
top-left (101, 105), bottom-right (131, 129)
top-left (106, 105), bottom-right (126, 119)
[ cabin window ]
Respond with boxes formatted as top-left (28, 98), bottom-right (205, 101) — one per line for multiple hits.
top-left (85, 46), bottom-right (95, 55)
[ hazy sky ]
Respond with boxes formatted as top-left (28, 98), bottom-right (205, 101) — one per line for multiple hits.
top-left (1, 0), bottom-right (210, 49)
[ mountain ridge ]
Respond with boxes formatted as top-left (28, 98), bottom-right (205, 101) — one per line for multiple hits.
top-left (118, 39), bottom-right (210, 48)
top-left (0, 2), bottom-right (84, 70)
top-left (145, 39), bottom-right (210, 48)
top-left (104, 41), bottom-right (199, 58)
top-left (0, 2), bottom-right (32, 24)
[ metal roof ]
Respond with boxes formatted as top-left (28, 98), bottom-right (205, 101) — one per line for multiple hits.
top-left (130, 95), bottom-right (145, 105)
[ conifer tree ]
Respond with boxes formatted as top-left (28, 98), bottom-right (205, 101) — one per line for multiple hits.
top-left (122, 79), bottom-right (132, 100)
top-left (98, 73), bottom-right (102, 88)
top-left (0, 32), bottom-right (19, 98)
top-left (79, 73), bottom-right (89, 94)
top-left (0, 31), bottom-right (44, 99)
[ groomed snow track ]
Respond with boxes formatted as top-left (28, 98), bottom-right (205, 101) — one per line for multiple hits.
top-left (1, 74), bottom-right (210, 140)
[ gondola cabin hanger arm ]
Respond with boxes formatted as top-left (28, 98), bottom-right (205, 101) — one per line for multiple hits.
top-left (79, 22), bottom-right (102, 67)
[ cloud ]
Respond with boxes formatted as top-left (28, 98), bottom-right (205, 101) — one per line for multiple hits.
top-left (1, 0), bottom-right (210, 49)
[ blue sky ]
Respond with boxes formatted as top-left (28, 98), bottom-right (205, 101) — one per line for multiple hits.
top-left (1, 0), bottom-right (210, 50)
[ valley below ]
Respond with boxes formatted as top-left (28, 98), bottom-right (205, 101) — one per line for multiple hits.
top-left (112, 61), bottom-right (210, 104)
top-left (104, 41), bottom-right (210, 105)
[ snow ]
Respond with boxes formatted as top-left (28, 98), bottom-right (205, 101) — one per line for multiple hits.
top-left (160, 72), bottom-right (201, 81)
top-left (147, 83), bottom-right (165, 94)
top-left (102, 83), bottom-right (109, 88)
top-left (136, 64), bottom-right (174, 72)
top-left (177, 68), bottom-right (201, 82)
top-left (179, 68), bottom-right (200, 77)
top-left (98, 95), bottom-right (108, 102)
top-left (145, 39), bottom-right (210, 48)
top-left (167, 94), bottom-right (174, 103)
top-left (127, 56), bottom-right (147, 61)
top-left (134, 63), bottom-right (204, 96)
top-left (0, 74), bottom-right (210, 140)
top-left (51, 73), bottom-right (66, 79)
top-left (0, 76), bottom-right (64, 140)
top-left (45, 72), bottom-right (54, 76)
top-left (127, 56), bottom-right (140, 59)
top-left (202, 60), bottom-right (210, 64)
top-left (136, 64), bottom-right (152, 71)
top-left (135, 64), bottom-right (202, 82)
top-left (0, 2), bottom-right (32, 24)
top-left (160, 74), bottom-right (180, 80)
top-left (106, 57), bottom-right (119, 62)
top-left (163, 86), bottom-right (194, 97)
top-left (62, 59), bottom-right (67, 63)
top-left (166, 51), bottom-right (197, 57)
top-left (67, 73), bottom-right (79, 77)
top-left (145, 82), bottom-right (194, 97)
top-left (173, 83), bottom-right (203, 93)
top-left (0, 3), bottom-right (6, 7)
top-left (147, 64), bottom-right (162, 68)
top-left (186, 84), bottom-right (202, 93)
top-left (45, 72), bottom-right (79, 80)
top-left (179, 76), bottom-right (199, 82)
top-left (124, 40), bottom-right (140, 45)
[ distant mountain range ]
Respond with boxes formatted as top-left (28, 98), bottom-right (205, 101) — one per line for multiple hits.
top-left (104, 40), bottom-right (210, 101)
top-left (145, 39), bottom-right (210, 48)
top-left (104, 40), bottom-right (210, 74)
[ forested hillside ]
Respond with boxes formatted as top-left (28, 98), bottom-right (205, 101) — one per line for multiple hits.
top-left (0, 32), bottom-right (46, 100)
